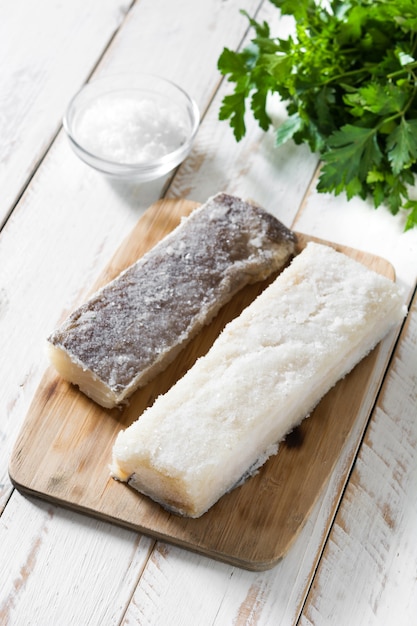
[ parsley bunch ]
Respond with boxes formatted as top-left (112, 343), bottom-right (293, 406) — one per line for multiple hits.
top-left (218, 0), bottom-right (417, 230)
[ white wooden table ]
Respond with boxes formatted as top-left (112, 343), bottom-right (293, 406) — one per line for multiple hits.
top-left (1, 1), bottom-right (416, 624)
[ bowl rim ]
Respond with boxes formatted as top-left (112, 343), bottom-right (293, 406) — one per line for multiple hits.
top-left (63, 72), bottom-right (200, 171)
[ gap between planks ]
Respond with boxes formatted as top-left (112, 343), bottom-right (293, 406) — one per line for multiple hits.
top-left (294, 273), bottom-right (415, 626)
top-left (0, 1), bottom-right (136, 235)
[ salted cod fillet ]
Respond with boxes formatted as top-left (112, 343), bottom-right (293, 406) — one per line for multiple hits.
top-left (111, 241), bottom-right (407, 517)
top-left (46, 193), bottom-right (296, 408)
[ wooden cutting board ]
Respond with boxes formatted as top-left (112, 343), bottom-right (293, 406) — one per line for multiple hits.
top-left (9, 198), bottom-right (396, 570)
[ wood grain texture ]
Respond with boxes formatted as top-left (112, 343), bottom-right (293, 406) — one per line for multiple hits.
top-left (9, 198), bottom-right (397, 570)
top-left (300, 291), bottom-right (417, 626)
top-left (0, 491), bottom-right (154, 626)
top-left (0, 0), bottom-right (133, 229)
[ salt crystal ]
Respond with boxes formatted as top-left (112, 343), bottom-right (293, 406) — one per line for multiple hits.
top-left (73, 93), bottom-right (189, 164)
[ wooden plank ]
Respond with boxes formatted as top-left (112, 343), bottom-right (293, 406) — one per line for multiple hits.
top-left (0, 0), bottom-right (133, 229)
top-left (0, 490), bottom-right (154, 626)
top-left (9, 198), bottom-right (399, 570)
top-left (300, 291), bottom-right (417, 626)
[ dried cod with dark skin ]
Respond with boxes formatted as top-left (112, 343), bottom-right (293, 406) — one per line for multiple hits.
top-left (47, 192), bottom-right (297, 408)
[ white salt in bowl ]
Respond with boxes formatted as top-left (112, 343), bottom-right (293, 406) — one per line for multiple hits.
top-left (63, 73), bottom-right (200, 180)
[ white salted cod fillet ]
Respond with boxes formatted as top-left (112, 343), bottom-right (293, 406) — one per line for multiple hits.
top-left (111, 242), bottom-right (407, 518)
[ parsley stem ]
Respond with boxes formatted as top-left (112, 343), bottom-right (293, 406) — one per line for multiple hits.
top-left (320, 66), bottom-right (371, 87)
top-left (387, 61), bottom-right (417, 80)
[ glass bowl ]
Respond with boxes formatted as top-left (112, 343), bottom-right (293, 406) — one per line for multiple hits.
top-left (63, 73), bottom-right (200, 180)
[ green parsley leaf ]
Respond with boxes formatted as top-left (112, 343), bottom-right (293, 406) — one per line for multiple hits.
top-left (218, 0), bottom-right (417, 229)
top-left (320, 125), bottom-right (383, 188)
top-left (275, 114), bottom-right (303, 146)
top-left (386, 118), bottom-right (417, 174)
top-left (404, 200), bottom-right (417, 230)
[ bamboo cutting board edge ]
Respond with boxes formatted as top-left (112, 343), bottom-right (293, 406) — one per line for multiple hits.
top-left (9, 198), bottom-right (396, 571)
